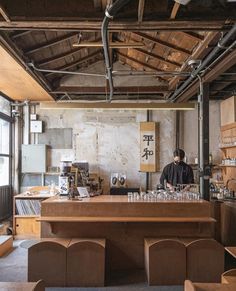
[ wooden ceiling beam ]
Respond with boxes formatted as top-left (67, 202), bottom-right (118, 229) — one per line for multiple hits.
top-left (0, 5), bottom-right (11, 22)
top-left (38, 47), bottom-right (83, 67)
top-left (0, 20), bottom-right (230, 32)
top-left (133, 32), bottom-right (191, 55)
top-left (10, 30), bottom-right (31, 39)
top-left (176, 48), bottom-right (236, 102)
top-left (169, 31), bottom-right (219, 90)
top-left (45, 50), bottom-right (102, 77)
top-left (25, 32), bottom-right (78, 55)
top-left (73, 41), bottom-right (144, 48)
top-left (138, 0), bottom-right (145, 23)
top-left (131, 47), bottom-right (182, 68)
top-left (116, 50), bottom-right (168, 83)
top-left (170, 2), bottom-right (180, 20)
top-left (181, 31), bottom-right (204, 41)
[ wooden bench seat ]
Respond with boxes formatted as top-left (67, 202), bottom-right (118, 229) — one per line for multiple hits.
top-left (0, 235), bottom-right (13, 257)
top-left (0, 280), bottom-right (44, 291)
top-left (66, 238), bottom-right (106, 287)
top-left (28, 238), bottom-right (70, 287)
top-left (181, 238), bottom-right (224, 283)
top-left (222, 269), bottom-right (236, 284)
top-left (185, 280), bottom-right (236, 291)
top-left (144, 238), bottom-right (186, 285)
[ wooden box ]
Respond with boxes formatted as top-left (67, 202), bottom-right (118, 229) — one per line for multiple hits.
top-left (220, 96), bottom-right (236, 126)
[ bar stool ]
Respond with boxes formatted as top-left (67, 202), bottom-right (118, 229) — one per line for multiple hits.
top-left (66, 238), bottom-right (106, 287)
top-left (221, 269), bottom-right (236, 284)
top-left (184, 238), bottom-right (224, 283)
top-left (144, 238), bottom-right (186, 285)
top-left (28, 238), bottom-right (70, 287)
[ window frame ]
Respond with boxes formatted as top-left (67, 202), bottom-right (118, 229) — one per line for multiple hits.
top-left (0, 111), bottom-right (13, 187)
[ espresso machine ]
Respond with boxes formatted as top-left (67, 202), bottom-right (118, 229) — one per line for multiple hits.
top-left (59, 161), bottom-right (73, 195)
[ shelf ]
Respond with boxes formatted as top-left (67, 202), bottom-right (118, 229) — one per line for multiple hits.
top-left (218, 164), bottom-right (236, 168)
top-left (14, 215), bottom-right (39, 218)
top-left (220, 145), bottom-right (236, 150)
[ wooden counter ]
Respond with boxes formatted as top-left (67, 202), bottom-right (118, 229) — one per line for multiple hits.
top-left (40, 195), bottom-right (215, 271)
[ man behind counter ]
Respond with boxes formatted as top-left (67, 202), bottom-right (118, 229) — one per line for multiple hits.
top-left (160, 149), bottom-right (194, 191)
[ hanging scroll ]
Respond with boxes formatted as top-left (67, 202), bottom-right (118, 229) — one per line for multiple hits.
top-left (140, 122), bottom-right (159, 172)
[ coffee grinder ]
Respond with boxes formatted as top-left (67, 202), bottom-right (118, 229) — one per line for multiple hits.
top-left (59, 161), bottom-right (73, 195)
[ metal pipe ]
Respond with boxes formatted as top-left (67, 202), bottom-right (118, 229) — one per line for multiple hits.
top-left (28, 62), bottom-right (105, 77)
top-left (101, 0), bottom-right (132, 102)
top-left (167, 23), bottom-right (236, 103)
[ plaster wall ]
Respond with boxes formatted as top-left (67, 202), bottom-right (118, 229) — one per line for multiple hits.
top-left (36, 107), bottom-right (175, 192)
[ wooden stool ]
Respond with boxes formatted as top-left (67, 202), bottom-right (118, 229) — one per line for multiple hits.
top-left (0, 235), bottom-right (13, 257)
top-left (144, 238), bottom-right (186, 285)
top-left (66, 238), bottom-right (106, 287)
top-left (184, 279), bottom-right (236, 291)
top-left (28, 238), bottom-right (70, 287)
top-left (184, 239), bottom-right (224, 283)
top-left (221, 269), bottom-right (236, 284)
top-left (0, 280), bottom-right (44, 291)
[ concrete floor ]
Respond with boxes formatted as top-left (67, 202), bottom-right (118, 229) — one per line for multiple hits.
top-left (0, 240), bottom-right (184, 291)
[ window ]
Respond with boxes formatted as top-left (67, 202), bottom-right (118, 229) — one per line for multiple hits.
top-left (0, 96), bottom-right (12, 186)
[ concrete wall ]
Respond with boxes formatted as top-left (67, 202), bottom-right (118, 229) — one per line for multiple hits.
top-left (181, 100), bottom-right (221, 165)
top-left (35, 107), bottom-right (176, 192)
top-left (31, 100), bottom-right (221, 193)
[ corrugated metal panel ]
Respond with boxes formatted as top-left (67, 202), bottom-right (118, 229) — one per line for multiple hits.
top-left (0, 186), bottom-right (12, 221)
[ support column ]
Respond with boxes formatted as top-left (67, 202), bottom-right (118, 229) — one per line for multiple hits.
top-left (199, 82), bottom-right (210, 200)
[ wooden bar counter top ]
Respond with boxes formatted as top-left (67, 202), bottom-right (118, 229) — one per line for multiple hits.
top-left (39, 195), bottom-right (215, 271)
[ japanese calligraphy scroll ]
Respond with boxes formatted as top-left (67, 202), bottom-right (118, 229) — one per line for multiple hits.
top-left (140, 122), bottom-right (159, 172)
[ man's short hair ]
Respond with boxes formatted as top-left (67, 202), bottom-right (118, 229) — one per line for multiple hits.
top-left (173, 149), bottom-right (185, 160)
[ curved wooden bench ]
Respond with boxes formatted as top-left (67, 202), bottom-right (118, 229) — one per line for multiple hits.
top-left (28, 239), bottom-right (70, 287)
top-left (66, 238), bottom-right (105, 287)
top-left (0, 280), bottom-right (44, 291)
top-left (221, 269), bottom-right (236, 284)
top-left (185, 279), bottom-right (236, 291)
top-left (144, 238), bottom-right (186, 285)
top-left (184, 239), bottom-right (224, 283)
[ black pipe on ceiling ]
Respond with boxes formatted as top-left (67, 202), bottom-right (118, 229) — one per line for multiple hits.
top-left (167, 24), bottom-right (236, 103)
top-left (101, 0), bottom-right (132, 102)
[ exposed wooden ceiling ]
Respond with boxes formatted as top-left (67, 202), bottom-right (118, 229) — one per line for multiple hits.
top-left (0, 0), bottom-right (235, 102)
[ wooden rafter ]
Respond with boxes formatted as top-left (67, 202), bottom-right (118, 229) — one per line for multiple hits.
top-left (0, 5), bottom-right (10, 22)
top-left (11, 30), bottom-right (31, 39)
top-left (25, 32), bottom-right (78, 55)
top-left (45, 50), bottom-right (102, 77)
top-left (169, 31), bottom-right (219, 90)
top-left (73, 42), bottom-right (144, 48)
top-left (181, 31), bottom-right (204, 41)
top-left (38, 47), bottom-right (83, 67)
top-left (133, 32), bottom-right (191, 55)
top-left (116, 51), bottom-right (168, 82)
top-left (170, 2), bottom-right (180, 20)
top-left (93, 0), bottom-right (102, 10)
top-left (132, 47), bottom-right (182, 68)
top-left (138, 0), bottom-right (145, 23)
top-left (0, 20), bottom-right (229, 31)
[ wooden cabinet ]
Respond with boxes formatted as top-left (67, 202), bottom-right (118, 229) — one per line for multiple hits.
top-left (13, 189), bottom-right (52, 237)
top-left (220, 122), bottom-right (236, 191)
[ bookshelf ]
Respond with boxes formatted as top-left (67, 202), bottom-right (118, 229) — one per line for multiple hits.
top-left (13, 187), bottom-right (53, 237)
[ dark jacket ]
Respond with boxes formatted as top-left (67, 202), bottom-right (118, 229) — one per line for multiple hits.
top-left (160, 161), bottom-right (194, 187)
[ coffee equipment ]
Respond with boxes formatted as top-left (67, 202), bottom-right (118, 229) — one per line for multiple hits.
top-left (59, 161), bottom-right (73, 195)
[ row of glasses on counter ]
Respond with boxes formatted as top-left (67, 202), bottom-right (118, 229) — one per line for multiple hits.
top-left (127, 184), bottom-right (201, 202)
